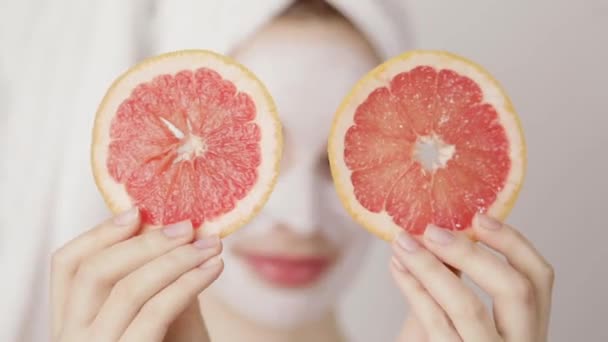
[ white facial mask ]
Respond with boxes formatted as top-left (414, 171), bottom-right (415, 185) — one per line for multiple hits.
top-left (208, 18), bottom-right (380, 328)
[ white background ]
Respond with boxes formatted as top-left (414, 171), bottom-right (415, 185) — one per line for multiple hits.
top-left (339, 1), bottom-right (608, 341)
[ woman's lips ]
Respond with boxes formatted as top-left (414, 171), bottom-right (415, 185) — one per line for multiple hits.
top-left (240, 253), bottom-right (334, 288)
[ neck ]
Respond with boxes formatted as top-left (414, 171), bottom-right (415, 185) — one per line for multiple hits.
top-left (199, 292), bottom-right (347, 342)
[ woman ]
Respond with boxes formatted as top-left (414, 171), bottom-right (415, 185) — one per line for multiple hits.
top-left (3, 1), bottom-right (554, 341)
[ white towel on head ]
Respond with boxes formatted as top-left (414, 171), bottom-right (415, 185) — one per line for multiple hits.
top-left (0, 1), bottom-right (414, 340)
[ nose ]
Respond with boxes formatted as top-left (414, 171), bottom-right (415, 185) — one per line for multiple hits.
top-left (263, 166), bottom-right (319, 236)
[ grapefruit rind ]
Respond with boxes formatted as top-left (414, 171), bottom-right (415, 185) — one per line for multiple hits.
top-left (327, 50), bottom-right (526, 242)
top-left (91, 49), bottom-right (283, 238)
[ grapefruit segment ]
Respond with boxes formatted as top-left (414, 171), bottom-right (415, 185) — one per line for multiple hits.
top-left (92, 50), bottom-right (282, 238)
top-left (386, 163), bottom-right (433, 236)
top-left (390, 66), bottom-right (438, 135)
top-left (353, 87), bottom-right (416, 141)
top-left (344, 125), bottom-right (412, 170)
top-left (351, 159), bottom-right (413, 213)
top-left (328, 50), bottom-right (526, 241)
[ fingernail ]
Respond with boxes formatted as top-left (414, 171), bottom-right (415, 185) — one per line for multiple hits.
top-left (113, 207), bottom-right (139, 226)
top-left (425, 225), bottom-right (455, 245)
top-left (476, 214), bottom-right (503, 230)
top-left (395, 232), bottom-right (420, 252)
top-left (391, 256), bottom-right (407, 273)
top-left (199, 255), bottom-right (222, 269)
top-left (193, 236), bottom-right (220, 249)
top-left (162, 220), bottom-right (192, 238)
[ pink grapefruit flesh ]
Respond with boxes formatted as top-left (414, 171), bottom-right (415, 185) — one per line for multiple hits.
top-left (92, 50), bottom-right (282, 237)
top-left (328, 50), bottom-right (526, 241)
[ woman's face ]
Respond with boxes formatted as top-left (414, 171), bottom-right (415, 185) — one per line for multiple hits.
top-left (208, 16), bottom-right (380, 328)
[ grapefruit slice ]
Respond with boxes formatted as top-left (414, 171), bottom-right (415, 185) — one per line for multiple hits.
top-left (328, 50), bottom-right (526, 241)
top-left (92, 50), bottom-right (282, 237)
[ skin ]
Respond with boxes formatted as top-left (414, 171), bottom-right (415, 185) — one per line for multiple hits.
top-left (51, 208), bottom-right (223, 342)
top-left (392, 215), bottom-right (555, 342)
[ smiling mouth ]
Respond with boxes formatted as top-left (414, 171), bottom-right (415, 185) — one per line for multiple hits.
top-left (237, 252), bottom-right (336, 288)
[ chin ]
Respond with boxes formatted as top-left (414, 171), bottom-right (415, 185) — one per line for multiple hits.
top-left (208, 228), bottom-right (372, 329)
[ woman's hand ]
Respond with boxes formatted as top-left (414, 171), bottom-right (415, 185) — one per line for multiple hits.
top-left (51, 207), bottom-right (223, 342)
top-left (391, 214), bottom-right (554, 342)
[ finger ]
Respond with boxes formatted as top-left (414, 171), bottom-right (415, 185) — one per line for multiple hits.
top-left (65, 220), bottom-right (194, 328)
top-left (51, 207), bottom-right (140, 336)
top-left (92, 236), bottom-right (221, 341)
top-left (120, 256), bottom-right (224, 342)
top-left (390, 257), bottom-right (461, 342)
top-left (392, 231), bottom-right (500, 342)
top-left (423, 224), bottom-right (536, 341)
top-left (474, 214), bottom-right (555, 340)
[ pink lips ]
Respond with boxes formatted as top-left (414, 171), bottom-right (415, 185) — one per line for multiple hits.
top-left (241, 253), bottom-right (333, 288)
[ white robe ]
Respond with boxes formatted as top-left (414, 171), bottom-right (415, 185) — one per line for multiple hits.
top-left (0, 1), bottom-right (414, 340)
